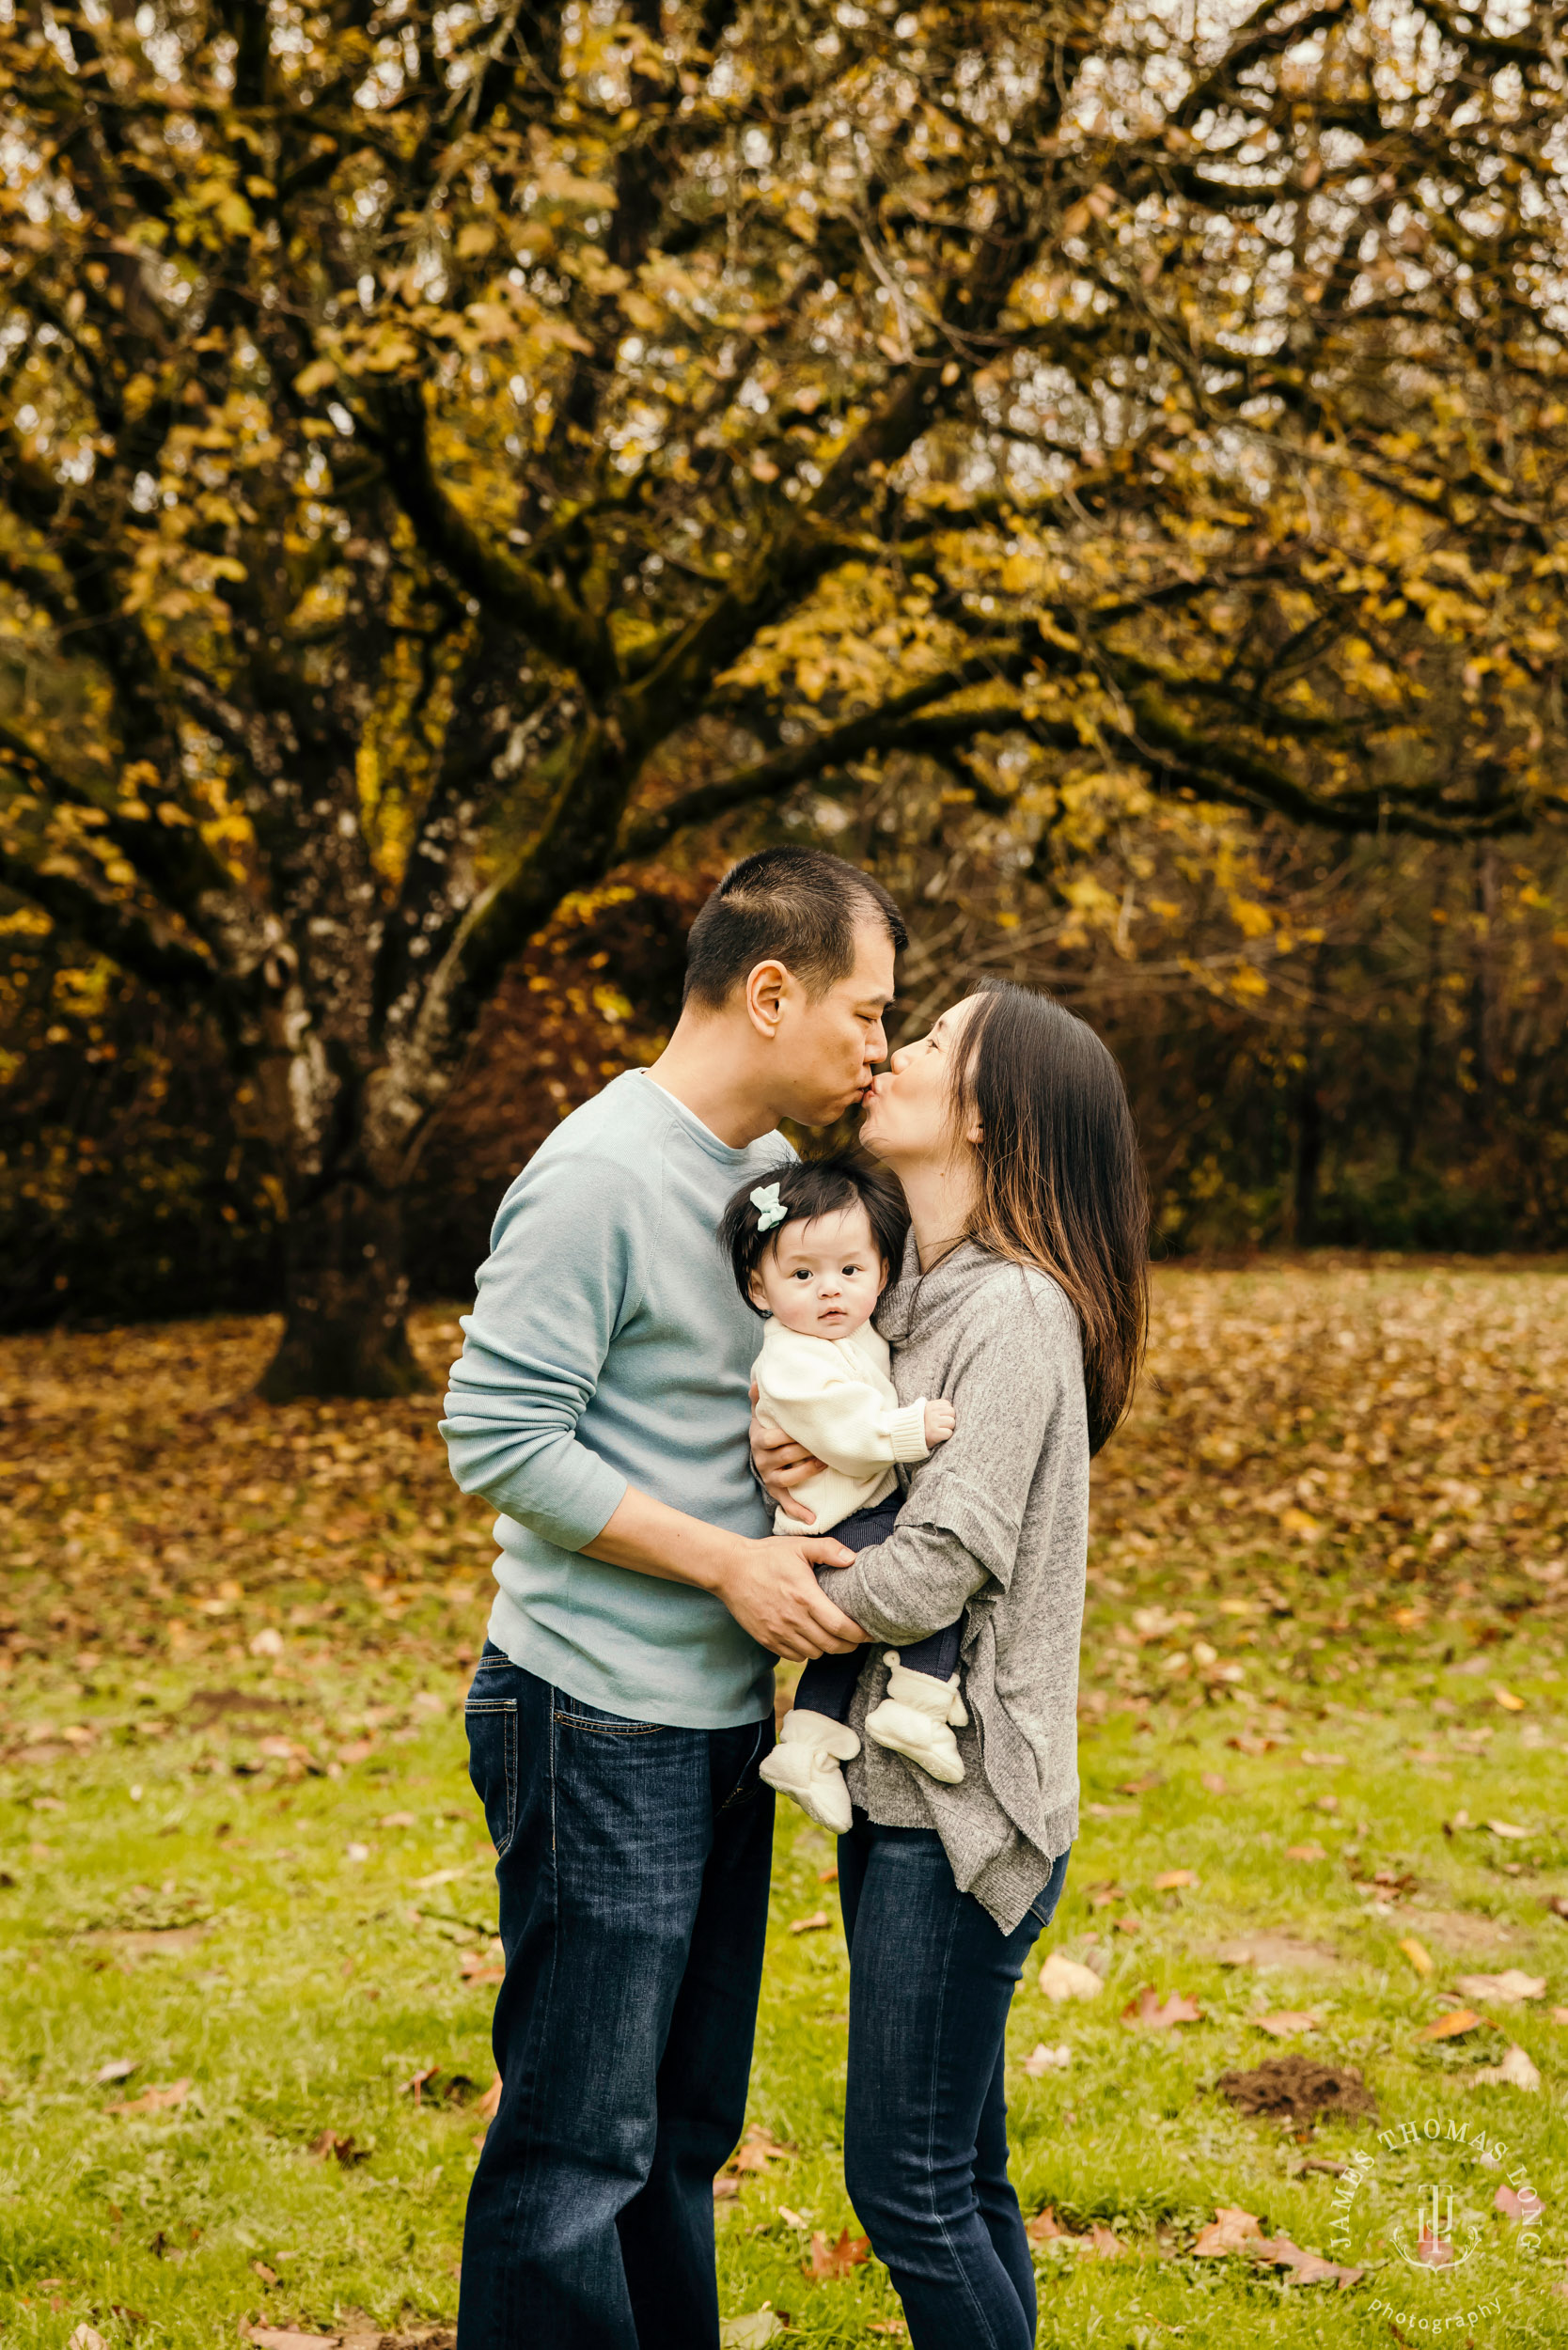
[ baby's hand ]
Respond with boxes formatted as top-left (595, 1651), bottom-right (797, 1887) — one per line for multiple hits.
top-left (923, 1400), bottom-right (956, 1448)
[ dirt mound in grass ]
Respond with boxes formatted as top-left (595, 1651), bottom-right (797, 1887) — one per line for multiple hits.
top-left (1215, 2054), bottom-right (1376, 2124)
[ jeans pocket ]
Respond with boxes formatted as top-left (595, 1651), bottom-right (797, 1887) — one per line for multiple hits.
top-left (466, 1696), bottom-right (519, 1857)
top-left (552, 1693), bottom-right (662, 1735)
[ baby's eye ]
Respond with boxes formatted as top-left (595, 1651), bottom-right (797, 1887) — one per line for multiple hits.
top-left (792, 1267), bottom-right (811, 1280)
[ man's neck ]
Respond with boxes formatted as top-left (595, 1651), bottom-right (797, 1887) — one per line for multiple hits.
top-left (647, 1014), bottom-right (781, 1149)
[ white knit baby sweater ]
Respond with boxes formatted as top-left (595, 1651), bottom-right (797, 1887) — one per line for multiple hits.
top-left (752, 1319), bottom-right (931, 1535)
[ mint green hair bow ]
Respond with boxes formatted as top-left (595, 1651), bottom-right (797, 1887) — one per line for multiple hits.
top-left (749, 1183), bottom-right (787, 1231)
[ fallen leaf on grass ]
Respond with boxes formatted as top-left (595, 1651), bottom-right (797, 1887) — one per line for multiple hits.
top-left (1117, 1772), bottom-right (1163, 1795)
top-left (251, 2263), bottom-right (276, 2287)
top-left (1454, 1970), bottom-right (1545, 2003)
top-left (802, 2228), bottom-right (869, 2281)
top-left (867, 2325), bottom-right (906, 2340)
top-left (95, 2059), bottom-right (137, 2084)
top-left (713, 2177), bottom-right (741, 2201)
top-left (459, 1949), bottom-right (504, 1985)
top-left (718, 2317), bottom-right (786, 2348)
top-left (1253, 2012), bottom-right (1322, 2038)
top-left (1497, 2185), bottom-right (1546, 2220)
top-left (1418, 2009), bottom-right (1481, 2041)
top-left (725, 2126), bottom-right (797, 2177)
top-left (1253, 2234), bottom-right (1364, 2288)
top-left (1487, 1820), bottom-right (1529, 1841)
top-left (1493, 1685), bottom-right (1525, 1712)
top-left (1152, 1869), bottom-right (1196, 1891)
top-left (307, 2129), bottom-right (367, 2165)
top-left (378, 1811), bottom-right (417, 1829)
top-left (1121, 1985), bottom-right (1202, 2029)
top-left (69, 2329), bottom-right (107, 2350)
top-left (1039, 1951), bottom-right (1103, 2001)
top-left (475, 2073), bottom-right (501, 2120)
top-left (789, 1911), bottom-right (829, 1936)
top-left (1201, 1772), bottom-right (1228, 1796)
top-left (1192, 2204), bottom-right (1263, 2256)
top-left (1472, 2043), bottom-right (1541, 2092)
top-left (242, 2329), bottom-right (338, 2350)
top-left (1083, 2223), bottom-right (1123, 2259)
top-left (1398, 1937), bottom-right (1434, 1977)
top-left (400, 2065), bottom-right (439, 2105)
top-left (105, 2078), bottom-right (190, 2116)
top-left (1553, 2007), bottom-right (1568, 2027)
top-left (818, 1864), bottom-right (839, 1884)
top-left (1027, 2206), bottom-right (1069, 2243)
top-left (1022, 2044), bottom-right (1072, 2075)
top-left (1285, 1841), bottom-right (1327, 1862)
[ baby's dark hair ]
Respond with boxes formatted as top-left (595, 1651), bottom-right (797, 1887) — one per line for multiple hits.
top-left (719, 1152), bottom-right (910, 1314)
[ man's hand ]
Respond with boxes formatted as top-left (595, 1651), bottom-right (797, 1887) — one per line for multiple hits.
top-left (750, 1383), bottom-right (823, 1526)
top-left (715, 1534), bottom-right (866, 1662)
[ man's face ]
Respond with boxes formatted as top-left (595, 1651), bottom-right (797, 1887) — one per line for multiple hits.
top-left (771, 916), bottom-right (896, 1125)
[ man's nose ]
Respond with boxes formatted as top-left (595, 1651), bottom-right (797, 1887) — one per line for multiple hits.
top-left (865, 1019), bottom-right (887, 1064)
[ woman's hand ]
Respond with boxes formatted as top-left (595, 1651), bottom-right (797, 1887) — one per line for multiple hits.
top-left (750, 1382), bottom-right (824, 1525)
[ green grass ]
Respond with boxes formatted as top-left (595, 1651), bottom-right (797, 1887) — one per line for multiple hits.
top-left (3, 1267), bottom-right (1568, 2344)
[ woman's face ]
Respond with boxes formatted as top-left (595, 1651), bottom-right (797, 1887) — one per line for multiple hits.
top-left (858, 995), bottom-right (984, 1167)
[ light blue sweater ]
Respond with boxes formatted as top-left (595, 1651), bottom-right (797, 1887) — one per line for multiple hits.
top-left (439, 1069), bottom-right (790, 1728)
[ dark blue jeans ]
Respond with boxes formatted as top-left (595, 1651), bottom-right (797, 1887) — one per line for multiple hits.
top-left (839, 1814), bottom-right (1072, 2350)
top-left (457, 1647), bottom-right (775, 2350)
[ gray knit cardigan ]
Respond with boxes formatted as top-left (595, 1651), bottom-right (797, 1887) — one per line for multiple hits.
top-left (816, 1235), bottom-right (1088, 1932)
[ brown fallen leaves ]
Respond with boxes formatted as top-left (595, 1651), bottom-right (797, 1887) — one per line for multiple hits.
top-left (789, 1911), bottom-right (830, 1936)
top-left (1252, 2011), bottom-right (1322, 2038)
top-left (1454, 1970), bottom-right (1546, 2003)
top-left (802, 2229), bottom-right (869, 2282)
top-left (1121, 1985), bottom-right (1202, 2029)
top-left (308, 2130), bottom-right (368, 2166)
top-left (1027, 2209), bottom-right (1123, 2258)
top-left (104, 2077), bottom-right (189, 2117)
top-left (1189, 2205), bottom-right (1362, 2289)
top-left (1417, 2008), bottom-right (1481, 2041)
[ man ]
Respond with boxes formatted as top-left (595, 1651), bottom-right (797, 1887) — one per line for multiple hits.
top-left (442, 845), bottom-right (906, 2349)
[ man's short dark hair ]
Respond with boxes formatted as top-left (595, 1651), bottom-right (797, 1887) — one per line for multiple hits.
top-left (718, 1152), bottom-right (911, 1311)
top-left (682, 846), bottom-right (907, 1008)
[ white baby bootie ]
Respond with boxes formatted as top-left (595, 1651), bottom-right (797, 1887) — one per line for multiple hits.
top-left (760, 1710), bottom-right (861, 1834)
top-left (864, 1653), bottom-right (966, 1785)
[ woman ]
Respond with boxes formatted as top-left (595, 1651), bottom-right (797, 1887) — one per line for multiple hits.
top-left (756, 980), bottom-right (1148, 2350)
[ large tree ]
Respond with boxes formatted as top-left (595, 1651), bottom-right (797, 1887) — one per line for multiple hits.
top-left (1, 0), bottom-right (1562, 1393)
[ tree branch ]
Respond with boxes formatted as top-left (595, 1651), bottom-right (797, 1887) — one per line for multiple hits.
top-left (0, 845), bottom-right (223, 1006)
top-left (366, 383), bottom-right (618, 695)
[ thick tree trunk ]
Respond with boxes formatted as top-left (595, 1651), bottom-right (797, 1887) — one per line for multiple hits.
top-left (258, 1174), bottom-right (429, 1401)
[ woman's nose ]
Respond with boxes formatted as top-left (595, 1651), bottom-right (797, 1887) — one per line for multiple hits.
top-left (888, 1044), bottom-right (911, 1073)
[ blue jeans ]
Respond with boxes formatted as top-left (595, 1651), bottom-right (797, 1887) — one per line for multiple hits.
top-left (839, 1815), bottom-right (1072, 2350)
top-left (457, 1647), bottom-right (775, 2350)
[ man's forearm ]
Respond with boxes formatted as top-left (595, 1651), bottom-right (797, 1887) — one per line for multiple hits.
top-left (581, 1485), bottom-right (739, 1592)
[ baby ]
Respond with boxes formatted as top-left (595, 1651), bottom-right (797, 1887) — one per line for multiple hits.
top-left (718, 1152), bottom-right (968, 1834)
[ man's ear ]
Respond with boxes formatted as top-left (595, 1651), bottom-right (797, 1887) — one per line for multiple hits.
top-left (743, 957), bottom-right (790, 1040)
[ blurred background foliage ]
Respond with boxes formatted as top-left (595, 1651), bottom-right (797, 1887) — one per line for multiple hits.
top-left (7, 787), bottom-right (1566, 1331)
top-left (2, 0), bottom-right (1565, 1347)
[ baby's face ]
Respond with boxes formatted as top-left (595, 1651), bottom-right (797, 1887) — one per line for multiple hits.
top-left (750, 1202), bottom-right (886, 1340)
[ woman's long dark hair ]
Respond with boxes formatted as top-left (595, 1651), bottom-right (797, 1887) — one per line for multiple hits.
top-left (949, 981), bottom-right (1149, 1455)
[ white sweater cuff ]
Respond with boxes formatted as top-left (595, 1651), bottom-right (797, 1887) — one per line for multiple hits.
top-left (889, 1399), bottom-right (931, 1463)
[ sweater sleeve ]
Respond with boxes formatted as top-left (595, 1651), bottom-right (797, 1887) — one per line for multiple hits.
top-left (438, 1150), bottom-right (644, 1550)
top-left (758, 1331), bottom-right (930, 1476)
top-left (816, 1276), bottom-right (1068, 1637)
